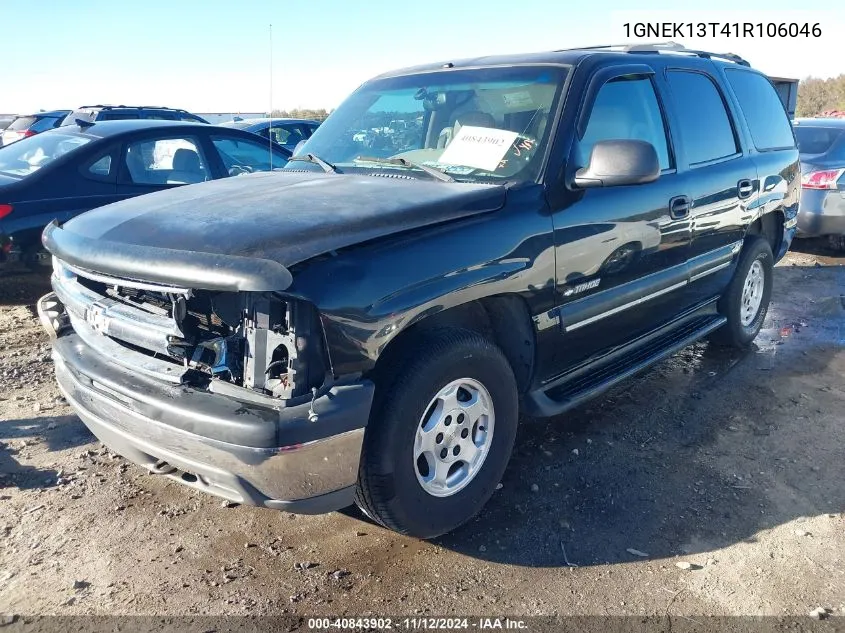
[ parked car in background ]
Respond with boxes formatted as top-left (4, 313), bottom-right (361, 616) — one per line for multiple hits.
top-left (220, 118), bottom-right (319, 152)
top-left (60, 105), bottom-right (209, 127)
top-left (793, 118), bottom-right (845, 250)
top-left (0, 120), bottom-right (290, 268)
top-left (36, 42), bottom-right (798, 538)
top-left (768, 76), bottom-right (798, 119)
top-left (1, 111), bottom-right (71, 146)
top-left (198, 113), bottom-right (266, 125)
top-left (0, 118), bottom-right (14, 147)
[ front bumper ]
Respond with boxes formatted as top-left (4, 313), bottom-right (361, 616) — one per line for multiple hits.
top-left (44, 295), bottom-right (375, 514)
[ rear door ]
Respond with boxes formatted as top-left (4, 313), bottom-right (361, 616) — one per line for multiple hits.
top-left (545, 63), bottom-right (693, 374)
top-left (658, 64), bottom-right (757, 306)
top-left (722, 68), bottom-right (799, 252)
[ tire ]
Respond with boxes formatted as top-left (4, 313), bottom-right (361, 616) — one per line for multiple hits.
top-left (354, 327), bottom-right (518, 538)
top-left (710, 236), bottom-right (773, 348)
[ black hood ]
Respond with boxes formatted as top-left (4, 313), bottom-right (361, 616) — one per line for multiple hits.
top-left (62, 170), bottom-right (506, 267)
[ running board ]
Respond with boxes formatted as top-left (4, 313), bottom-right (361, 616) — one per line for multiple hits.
top-left (523, 313), bottom-right (727, 418)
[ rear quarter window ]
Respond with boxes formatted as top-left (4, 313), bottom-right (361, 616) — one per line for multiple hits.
top-left (725, 70), bottom-right (795, 151)
top-left (100, 111), bottom-right (140, 121)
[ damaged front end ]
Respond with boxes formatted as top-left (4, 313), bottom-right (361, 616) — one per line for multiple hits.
top-left (37, 221), bottom-right (374, 513)
top-left (47, 254), bottom-right (328, 403)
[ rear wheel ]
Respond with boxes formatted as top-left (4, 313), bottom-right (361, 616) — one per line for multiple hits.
top-left (710, 236), bottom-right (773, 348)
top-left (354, 327), bottom-right (518, 538)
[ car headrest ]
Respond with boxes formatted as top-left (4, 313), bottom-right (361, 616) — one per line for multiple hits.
top-left (172, 148), bottom-right (201, 172)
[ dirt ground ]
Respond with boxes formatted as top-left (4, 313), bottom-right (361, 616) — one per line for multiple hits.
top-left (0, 240), bottom-right (843, 624)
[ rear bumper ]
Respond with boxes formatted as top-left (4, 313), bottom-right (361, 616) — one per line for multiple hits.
top-left (796, 189), bottom-right (845, 237)
top-left (46, 295), bottom-right (375, 513)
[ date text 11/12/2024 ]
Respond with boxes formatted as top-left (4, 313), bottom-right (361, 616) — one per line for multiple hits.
top-left (307, 617), bottom-right (529, 630)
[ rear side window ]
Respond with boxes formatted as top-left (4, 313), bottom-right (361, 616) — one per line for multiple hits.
top-left (140, 111), bottom-right (176, 120)
top-left (666, 71), bottom-right (738, 165)
top-left (100, 111), bottom-right (140, 121)
top-left (793, 126), bottom-right (844, 156)
top-left (123, 137), bottom-right (211, 185)
top-left (88, 155), bottom-right (112, 176)
top-left (725, 70), bottom-right (795, 151)
top-left (580, 75), bottom-right (672, 170)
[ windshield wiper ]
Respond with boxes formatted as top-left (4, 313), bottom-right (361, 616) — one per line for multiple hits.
top-left (287, 153), bottom-right (338, 174)
top-left (354, 156), bottom-right (455, 182)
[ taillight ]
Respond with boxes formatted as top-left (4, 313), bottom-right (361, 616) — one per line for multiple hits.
top-left (23, 129), bottom-right (37, 138)
top-left (801, 168), bottom-right (845, 190)
top-left (0, 204), bottom-right (12, 219)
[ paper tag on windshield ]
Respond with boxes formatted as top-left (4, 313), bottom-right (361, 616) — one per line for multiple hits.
top-left (439, 126), bottom-right (519, 172)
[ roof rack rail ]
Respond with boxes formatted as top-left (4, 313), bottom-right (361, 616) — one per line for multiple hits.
top-left (77, 105), bottom-right (184, 111)
top-left (563, 41), bottom-right (751, 67)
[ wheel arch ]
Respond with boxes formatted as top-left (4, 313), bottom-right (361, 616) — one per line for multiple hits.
top-left (368, 294), bottom-right (536, 396)
top-left (744, 209), bottom-right (784, 256)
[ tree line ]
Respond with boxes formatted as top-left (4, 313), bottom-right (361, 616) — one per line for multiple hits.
top-left (268, 108), bottom-right (331, 121)
top-left (796, 75), bottom-right (845, 117)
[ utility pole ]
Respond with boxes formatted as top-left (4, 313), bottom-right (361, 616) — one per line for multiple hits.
top-left (269, 23), bottom-right (273, 170)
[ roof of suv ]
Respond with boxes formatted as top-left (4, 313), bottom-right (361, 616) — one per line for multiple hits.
top-left (372, 42), bottom-right (754, 80)
top-left (75, 104), bottom-right (194, 113)
top-left (54, 119), bottom-right (217, 138)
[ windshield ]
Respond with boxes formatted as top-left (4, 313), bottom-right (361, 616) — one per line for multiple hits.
top-left (0, 132), bottom-right (92, 178)
top-left (287, 65), bottom-right (568, 183)
top-left (794, 126), bottom-right (844, 156)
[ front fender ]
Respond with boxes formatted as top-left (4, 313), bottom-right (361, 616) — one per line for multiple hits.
top-left (287, 188), bottom-right (556, 376)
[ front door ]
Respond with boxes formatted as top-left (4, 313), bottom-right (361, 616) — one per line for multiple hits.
top-left (545, 67), bottom-right (692, 378)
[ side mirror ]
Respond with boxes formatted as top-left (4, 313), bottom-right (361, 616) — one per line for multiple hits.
top-left (292, 139), bottom-right (308, 156)
top-left (573, 139), bottom-right (660, 188)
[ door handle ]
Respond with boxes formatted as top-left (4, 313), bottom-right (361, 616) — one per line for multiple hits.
top-left (669, 195), bottom-right (691, 219)
top-left (737, 178), bottom-right (754, 199)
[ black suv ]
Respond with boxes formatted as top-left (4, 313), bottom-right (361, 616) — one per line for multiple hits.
top-left (39, 43), bottom-right (799, 538)
top-left (59, 105), bottom-right (208, 126)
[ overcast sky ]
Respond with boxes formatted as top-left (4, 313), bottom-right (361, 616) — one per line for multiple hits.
top-left (1, 0), bottom-right (842, 114)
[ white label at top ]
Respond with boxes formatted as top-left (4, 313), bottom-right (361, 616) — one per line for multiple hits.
top-left (438, 125), bottom-right (519, 172)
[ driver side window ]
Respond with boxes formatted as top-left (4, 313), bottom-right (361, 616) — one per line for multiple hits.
top-left (579, 75), bottom-right (672, 171)
top-left (210, 135), bottom-right (288, 176)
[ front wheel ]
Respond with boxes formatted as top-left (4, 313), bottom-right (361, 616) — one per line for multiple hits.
top-left (710, 236), bottom-right (773, 348)
top-left (355, 327), bottom-right (518, 538)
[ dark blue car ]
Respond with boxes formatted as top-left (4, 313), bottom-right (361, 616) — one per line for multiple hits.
top-left (220, 118), bottom-right (320, 152)
top-left (0, 119), bottom-right (290, 268)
